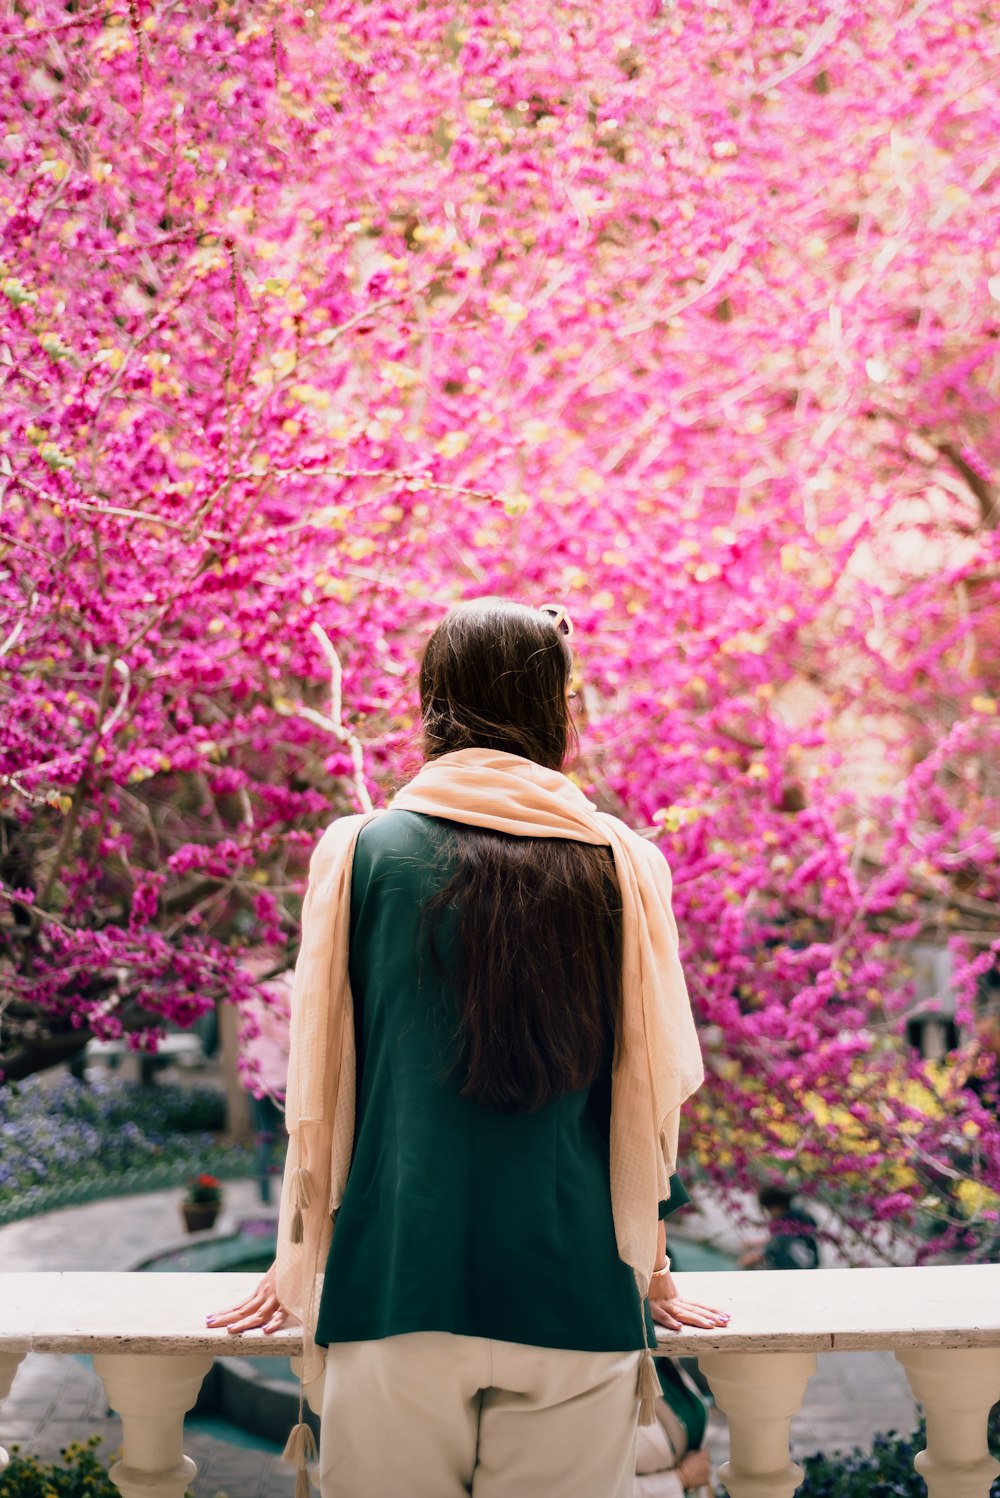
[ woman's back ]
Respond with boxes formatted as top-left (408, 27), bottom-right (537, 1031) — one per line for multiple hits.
top-left (315, 809), bottom-right (647, 1353)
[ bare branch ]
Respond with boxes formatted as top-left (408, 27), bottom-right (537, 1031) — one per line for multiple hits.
top-left (270, 624), bottom-right (375, 813)
top-left (0, 589), bottom-right (38, 659)
top-left (0, 773), bottom-right (50, 808)
top-left (937, 442), bottom-right (998, 530)
top-left (4, 2), bottom-right (112, 41)
top-left (227, 463), bottom-right (495, 503)
top-left (100, 659), bottom-right (132, 738)
top-left (756, 2), bottom-right (848, 92)
top-left (308, 622), bottom-right (373, 814)
top-left (319, 280), bottom-right (437, 348)
top-left (313, 621), bottom-right (344, 727)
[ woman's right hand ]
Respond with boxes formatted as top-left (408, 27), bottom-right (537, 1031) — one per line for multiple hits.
top-left (677, 1447), bottom-right (712, 1490)
top-left (648, 1269), bottom-right (731, 1332)
top-left (205, 1262), bottom-right (295, 1335)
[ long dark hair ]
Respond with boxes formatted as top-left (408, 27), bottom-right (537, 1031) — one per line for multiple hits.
top-left (420, 599), bottom-right (623, 1113)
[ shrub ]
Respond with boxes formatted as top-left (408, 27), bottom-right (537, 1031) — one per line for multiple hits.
top-left (794, 1428), bottom-right (929, 1497)
top-left (0, 1437), bottom-right (229, 1498)
top-left (0, 1437), bottom-right (129, 1497)
top-left (0, 1075), bottom-right (253, 1224)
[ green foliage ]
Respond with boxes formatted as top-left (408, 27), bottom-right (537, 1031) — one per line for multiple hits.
top-left (0, 1076), bottom-right (253, 1225)
top-left (184, 1172), bottom-right (224, 1204)
top-left (0, 1438), bottom-right (130, 1498)
top-left (794, 1428), bottom-right (930, 1497)
top-left (0, 1437), bottom-right (229, 1498)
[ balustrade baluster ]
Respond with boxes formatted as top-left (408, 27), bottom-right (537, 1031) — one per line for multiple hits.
top-left (3, 1267), bottom-right (1000, 1494)
top-left (0, 1349), bottom-right (26, 1469)
top-left (92, 1351), bottom-right (214, 1498)
top-left (896, 1346), bottom-right (1000, 1498)
top-left (698, 1349), bottom-right (817, 1498)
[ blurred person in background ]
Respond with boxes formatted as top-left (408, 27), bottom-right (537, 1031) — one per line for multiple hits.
top-left (739, 1185), bottom-right (820, 1271)
top-left (635, 1353), bottom-right (712, 1496)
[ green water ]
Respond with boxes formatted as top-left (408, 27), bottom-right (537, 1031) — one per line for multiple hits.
top-left (186, 1413), bottom-right (284, 1452)
top-left (670, 1238), bottom-right (738, 1273)
top-left (141, 1225), bottom-right (276, 1274)
top-left (142, 1225), bottom-right (737, 1277)
top-left (138, 1226), bottom-right (738, 1410)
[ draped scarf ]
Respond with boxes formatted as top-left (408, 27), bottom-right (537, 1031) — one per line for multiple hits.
top-left (276, 748), bottom-right (704, 1397)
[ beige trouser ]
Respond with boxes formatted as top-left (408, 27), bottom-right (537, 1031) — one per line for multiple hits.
top-left (319, 1331), bottom-right (641, 1498)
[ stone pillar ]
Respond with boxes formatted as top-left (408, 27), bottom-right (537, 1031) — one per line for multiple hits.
top-left (93, 1351), bottom-right (214, 1498)
top-left (897, 1347), bottom-right (1000, 1498)
top-left (0, 1350), bottom-right (27, 1469)
top-left (699, 1350), bottom-right (817, 1498)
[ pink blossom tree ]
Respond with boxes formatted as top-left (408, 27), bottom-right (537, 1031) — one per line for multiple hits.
top-left (2, 0), bottom-right (999, 1258)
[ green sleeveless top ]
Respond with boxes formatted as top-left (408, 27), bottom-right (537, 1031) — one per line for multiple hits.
top-left (315, 810), bottom-right (684, 1352)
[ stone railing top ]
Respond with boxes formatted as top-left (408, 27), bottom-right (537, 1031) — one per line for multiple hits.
top-left (0, 1272), bottom-right (300, 1356)
top-left (1, 1265), bottom-right (999, 1357)
top-left (665, 1264), bottom-right (1000, 1354)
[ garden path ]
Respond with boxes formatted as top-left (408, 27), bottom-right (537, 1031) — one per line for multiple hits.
top-left (0, 1185), bottom-right (919, 1494)
top-left (1, 1181), bottom-right (295, 1497)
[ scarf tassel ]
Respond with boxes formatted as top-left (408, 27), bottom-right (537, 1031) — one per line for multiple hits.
top-left (637, 1346), bottom-right (660, 1426)
top-left (282, 1420), bottom-right (318, 1497)
top-left (289, 1165), bottom-right (313, 1245)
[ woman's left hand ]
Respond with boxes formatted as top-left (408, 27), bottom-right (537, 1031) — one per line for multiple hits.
top-left (205, 1263), bottom-right (295, 1335)
top-left (648, 1270), bottom-right (731, 1332)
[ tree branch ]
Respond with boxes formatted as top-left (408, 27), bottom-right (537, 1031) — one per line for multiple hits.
top-left (271, 623), bottom-right (374, 813)
top-left (937, 441), bottom-right (998, 530)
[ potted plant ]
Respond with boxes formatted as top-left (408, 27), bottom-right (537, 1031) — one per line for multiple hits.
top-left (181, 1173), bottom-right (223, 1233)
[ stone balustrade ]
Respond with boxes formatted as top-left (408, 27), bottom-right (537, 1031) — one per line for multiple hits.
top-left (2, 1265), bottom-right (1000, 1498)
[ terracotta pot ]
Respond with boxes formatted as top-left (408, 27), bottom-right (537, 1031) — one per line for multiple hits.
top-left (181, 1199), bottom-right (221, 1233)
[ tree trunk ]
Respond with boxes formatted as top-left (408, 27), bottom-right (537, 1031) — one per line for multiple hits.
top-left (217, 999), bottom-right (253, 1145)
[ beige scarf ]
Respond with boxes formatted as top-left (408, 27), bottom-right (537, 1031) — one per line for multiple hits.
top-left (275, 749), bottom-right (703, 1477)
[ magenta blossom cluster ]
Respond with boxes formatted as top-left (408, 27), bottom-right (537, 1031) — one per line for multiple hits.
top-left (2, 0), bottom-right (999, 1259)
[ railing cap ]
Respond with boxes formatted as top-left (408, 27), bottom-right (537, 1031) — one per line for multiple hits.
top-left (2, 1266), bottom-right (999, 1356)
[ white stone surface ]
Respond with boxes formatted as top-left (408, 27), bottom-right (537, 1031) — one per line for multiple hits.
top-left (653, 1265), bottom-right (1000, 1354)
top-left (3, 1264), bottom-right (1000, 1356)
top-left (0, 1273), bottom-right (299, 1355)
top-left (2, 1264), bottom-right (999, 1496)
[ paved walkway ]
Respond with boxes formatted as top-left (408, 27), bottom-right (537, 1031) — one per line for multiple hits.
top-left (0, 1187), bottom-right (919, 1494)
top-left (1, 1182), bottom-right (295, 1497)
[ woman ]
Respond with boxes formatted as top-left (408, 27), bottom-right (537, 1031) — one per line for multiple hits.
top-left (209, 599), bottom-right (728, 1498)
top-left (636, 1357), bottom-right (713, 1496)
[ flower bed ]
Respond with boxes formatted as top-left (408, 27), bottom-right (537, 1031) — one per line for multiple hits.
top-left (5, 1419), bottom-right (999, 1498)
top-left (0, 1075), bottom-right (254, 1226)
top-left (0, 1437), bottom-right (129, 1497)
top-left (793, 1418), bottom-right (1000, 1498)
